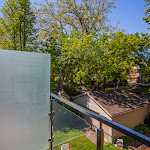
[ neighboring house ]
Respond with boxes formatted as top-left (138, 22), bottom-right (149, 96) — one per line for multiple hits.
top-left (72, 89), bottom-right (150, 143)
top-left (127, 66), bottom-right (140, 84)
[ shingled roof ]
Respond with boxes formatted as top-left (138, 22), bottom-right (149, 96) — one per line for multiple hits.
top-left (88, 89), bottom-right (149, 116)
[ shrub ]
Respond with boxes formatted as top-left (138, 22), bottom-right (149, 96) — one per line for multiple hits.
top-left (134, 124), bottom-right (150, 135)
top-left (119, 136), bottom-right (132, 144)
top-left (144, 116), bottom-right (150, 127)
top-left (127, 84), bottom-right (133, 89)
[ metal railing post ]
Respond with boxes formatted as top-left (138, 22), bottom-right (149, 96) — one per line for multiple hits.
top-left (48, 95), bottom-right (54, 150)
top-left (97, 128), bottom-right (104, 150)
top-left (100, 122), bottom-right (102, 129)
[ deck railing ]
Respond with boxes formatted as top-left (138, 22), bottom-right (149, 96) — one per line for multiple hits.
top-left (49, 93), bottom-right (150, 150)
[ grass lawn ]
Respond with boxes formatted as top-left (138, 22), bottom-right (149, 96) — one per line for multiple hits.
top-left (52, 128), bottom-right (123, 150)
top-left (53, 135), bottom-right (96, 150)
top-left (53, 128), bottom-right (84, 146)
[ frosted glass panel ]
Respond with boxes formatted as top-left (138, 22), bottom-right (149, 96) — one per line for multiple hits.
top-left (0, 50), bottom-right (50, 150)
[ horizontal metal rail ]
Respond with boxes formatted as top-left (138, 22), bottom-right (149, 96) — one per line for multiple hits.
top-left (50, 93), bottom-right (150, 147)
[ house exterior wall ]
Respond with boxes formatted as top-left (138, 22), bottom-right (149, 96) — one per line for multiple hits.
top-left (73, 95), bottom-right (149, 143)
top-left (112, 106), bottom-right (149, 139)
top-left (73, 95), bottom-right (112, 143)
top-left (127, 66), bottom-right (141, 84)
top-left (73, 95), bottom-right (112, 119)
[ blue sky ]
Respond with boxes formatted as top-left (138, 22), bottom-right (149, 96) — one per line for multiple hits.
top-left (109, 0), bottom-right (149, 34)
top-left (0, 0), bottom-right (149, 34)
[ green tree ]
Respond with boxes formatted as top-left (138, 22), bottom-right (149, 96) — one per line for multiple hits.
top-left (57, 31), bottom-right (149, 90)
top-left (134, 33), bottom-right (150, 82)
top-left (35, 0), bottom-right (115, 38)
top-left (95, 32), bottom-right (150, 88)
top-left (40, 36), bottom-right (62, 92)
top-left (143, 0), bottom-right (150, 29)
top-left (58, 31), bottom-right (100, 86)
top-left (104, 32), bottom-right (140, 88)
top-left (0, 0), bottom-right (36, 51)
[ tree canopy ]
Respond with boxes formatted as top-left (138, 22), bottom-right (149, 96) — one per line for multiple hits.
top-left (0, 0), bottom-right (36, 51)
top-left (35, 0), bottom-right (115, 38)
top-left (0, 0), bottom-right (149, 92)
top-left (143, 0), bottom-right (150, 29)
top-left (53, 31), bottom-right (150, 91)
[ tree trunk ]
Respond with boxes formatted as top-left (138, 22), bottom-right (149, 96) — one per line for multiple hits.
top-left (98, 82), bottom-right (101, 90)
top-left (103, 77), bottom-right (106, 91)
top-left (20, 21), bottom-right (22, 51)
top-left (116, 80), bottom-right (120, 89)
top-left (23, 19), bottom-right (26, 51)
top-left (13, 35), bottom-right (16, 50)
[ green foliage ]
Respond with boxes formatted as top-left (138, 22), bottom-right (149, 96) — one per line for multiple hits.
top-left (133, 86), bottom-right (150, 94)
top-left (119, 124), bottom-right (150, 145)
top-left (63, 85), bottom-right (81, 96)
top-left (33, 0), bottom-right (150, 92)
top-left (59, 31), bottom-right (100, 86)
top-left (134, 124), bottom-right (150, 134)
top-left (143, 0), bottom-right (150, 29)
top-left (54, 31), bottom-right (149, 90)
top-left (104, 32), bottom-right (137, 83)
top-left (104, 142), bottom-right (124, 150)
top-left (127, 84), bottom-right (133, 89)
top-left (40, 36), bottom-right (62, 93)
top-left (139, 62), bottom-right (150, 82)
top-left (119, 136), bottom-right (133, 144)
top-left (35, 0), bottom-right (116, 36)
top-left (134, 33), bottom-right (150, 82)
top-left (1, 0), bottom-right (149, 92)
top-left (0, 0), bottom-right (36, 51)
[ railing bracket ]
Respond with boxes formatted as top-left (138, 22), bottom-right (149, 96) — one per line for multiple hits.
top-left (48, 111), bottom-right (55, 116)
top-left (48, 138), bottom-right (54, 142)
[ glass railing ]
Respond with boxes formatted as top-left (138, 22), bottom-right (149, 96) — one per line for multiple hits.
top-left (53, 101), bottom-right (91, 147)
top-left (49, 93), bottom-right (150, 150)
top-left (52, 101), bottom-right (128, 150)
